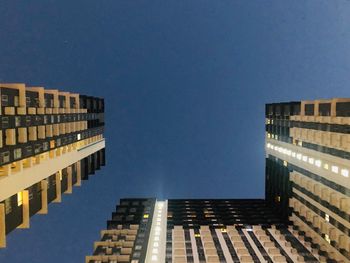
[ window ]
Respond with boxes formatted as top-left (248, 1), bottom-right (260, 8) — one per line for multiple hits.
top-left (15, 116), bottom-right (21, 127)
top-left (341, 169), bottom-right (349, 177)
top-left (13, 148), bottom-right (22, 160)
top-left (143, 214), bottom-right (149, 219)
top-left (331, 165), bottom-right (339, 174)
top-left (4, 198), bottom-right (12, 214)
top-left (319, 103), bottom-right (331, 116)
top-left (304, 104), bottom-right (314, 116)
top-left (1, 95), bottom-right (8, 102)
top-left (336, 102), bottom-right (350, 117)
top-left (17, 192), bottom-right (23, 206)
top-left (315, 160), bottom-right (322, 167)
top-left (325, 214), bottom-right (330, 222)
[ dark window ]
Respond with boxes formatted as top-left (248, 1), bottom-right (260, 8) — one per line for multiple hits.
top-left (292, 104), bottom-right (301, 115)
top-left (275, 105), bottom-right (281, 116)
top-left (284, 105), bottom-right (291, 116)
top-left (319, 103), bottom-right (331, 116)
top-left (336, 102), bottom-right (350, 117)
top-left (304, 104), bottom-right (314, 116)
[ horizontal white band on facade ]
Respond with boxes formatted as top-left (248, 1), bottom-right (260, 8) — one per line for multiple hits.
top-left (265, 138), bottom-right (350, 190)
top-left (0, 139), bottom-right (105, 202)
top-left (145, 200), bottom-right (167, 263)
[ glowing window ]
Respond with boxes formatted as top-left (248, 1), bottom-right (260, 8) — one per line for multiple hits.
top-left (77, 133), bottom-right (81, 140)
top-left (325, 214), bottom-right (330, 222)
top-left (325, 234), bottom-right (331, 244)
top-left (341, 169), bottom-right (349, 178)
top-left (308, 158), bottom-right (314, 165)
top-left (331, 166), bottom-right (339, 174)
top-left (315, 160), bottom-right (322, 167)
top-left (324, 163), bottom-right (329, 170)
top-left (143, 214), bottom-right (149, 219)
top-left (302, 155), bottom-right (308, 162)
top-left (17, 192), bottom-right (23, 206)
top-left (296, 154), bottom-right (302, 160)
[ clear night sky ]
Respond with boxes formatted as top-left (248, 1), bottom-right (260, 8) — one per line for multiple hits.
top-left (0, 1), bottom-right (350, 262)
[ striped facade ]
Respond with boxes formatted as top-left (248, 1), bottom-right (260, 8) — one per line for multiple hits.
top-left (0, 83), bottom-right (105, 248)
top-left (86, 199), bottom-right (317, 263)
top-left (266, 98), bottom-right (350, 262)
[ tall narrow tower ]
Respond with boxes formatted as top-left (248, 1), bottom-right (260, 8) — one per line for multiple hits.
top-left (0, 83), bottom-right (105, 248)
top-left (266, 98), bottom-right (350, 262)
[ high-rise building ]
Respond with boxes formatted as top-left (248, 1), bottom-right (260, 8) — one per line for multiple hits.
top-left (85, 198), bottom-right (317, 263)
top-left (266, 99), bottom-right (350, 262)
top-left (85, 98), bottom-right (350, 263)
top-left (0, 83), bottom-right (105, 248)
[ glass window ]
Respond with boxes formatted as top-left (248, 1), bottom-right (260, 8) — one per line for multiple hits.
top-left (319, 103), bottom-right (331, 116)
top-left (304, 104), bottom-right (314, 116)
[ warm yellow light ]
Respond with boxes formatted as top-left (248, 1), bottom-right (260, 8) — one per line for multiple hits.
top-left (17, 192), bottom-right (23, 206)
top-left (143, 214), bottom-right (149, 219)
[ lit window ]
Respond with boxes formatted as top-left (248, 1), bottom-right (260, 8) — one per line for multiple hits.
top-left (221, 228), bottom-right (227, 233)
top-left (308, 158), bottom-right (314, 165)
top-left (315, 160), bottom-right (322, 167)
top-left (341, 169), bottom-right (349, 177)
top-left (298, 141), bottom-right (303, 146)
top-left (17, 192), bottom-right (23, 206)
top-left (331, 166), bottom-right (339, 174)
top-left (291, 152), bottom-right (296, 158)
top-left (151, 255), bottom-right (158, 261)
top-left (77, 133), bottom-right (81, 140)
top-left (267, 133), bottom-right (271, 139)
top-left (152, 248), bottom-right (158, 254)
top-left (283, 161), bottom-right (288, 167)
top-left (194, 233), bottom-right (201, 238)
top-left (296, 153), bottom-right (302, 160)
top-left (324, 163), bottom-right (329, 170)
top-left (302, 155), bottom-right (308, 162)
top-left (153, 242), bottom-right (159, 248)
top-left (325, 214), bottom-right (330, 222)
top-left (286, 150), bottom-right (291, 156)
top-left (143, 214), bottom-right (149, 219)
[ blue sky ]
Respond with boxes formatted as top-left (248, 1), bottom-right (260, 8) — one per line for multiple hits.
top-left (0, 1), bottom-right (350, 262)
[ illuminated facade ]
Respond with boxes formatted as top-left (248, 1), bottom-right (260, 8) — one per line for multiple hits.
top-left (85, 98), bottom-right (350, 263)
top-left (86, 199), bottom-right (317, 263)
top-left (0, 83), bottom-right (105, 248)
top-left (266, 99), bottom-right (350, 262)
